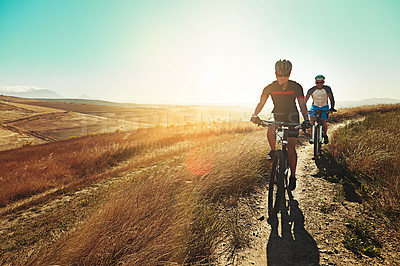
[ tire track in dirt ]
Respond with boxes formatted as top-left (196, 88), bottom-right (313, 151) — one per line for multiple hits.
top-left (1, 112), bottom-right (66, 124)
top-left (0, 124), bottom-right (57, 142)
top-left (1, 112), bottom-right (68, 142)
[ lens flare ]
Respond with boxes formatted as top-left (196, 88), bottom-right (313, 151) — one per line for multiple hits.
top-left (185, 149), bottom-right (215, 175)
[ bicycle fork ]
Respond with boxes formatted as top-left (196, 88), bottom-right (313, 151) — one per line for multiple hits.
top-left (310, 124), bottom-right (323, 143)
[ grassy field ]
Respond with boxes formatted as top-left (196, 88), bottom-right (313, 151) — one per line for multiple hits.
top-left (17, 98), bottom-right (254, 128)
top-left (328, 107), bottom-right (400, 229)
top-left (0, 121), bottom-right (259, 207)
top-left (1, 120), bottom-right (272, 264)
top-left (330, 108), bottom-right (400, 227)
top-left (0, 95), bottom-right (254, 151)
top-left (328, 103), bottom-right (400, 123)
top-left (3, 101), bottom-right (400, 264)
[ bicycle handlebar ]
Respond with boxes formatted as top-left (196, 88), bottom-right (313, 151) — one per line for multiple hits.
top-left (260, 120), bottom-right (302, 129)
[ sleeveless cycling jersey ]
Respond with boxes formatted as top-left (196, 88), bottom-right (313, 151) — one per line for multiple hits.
top-left (261, 80), bottom-right (305, 123)
top-left (306, 85), bottom-right (332, 107)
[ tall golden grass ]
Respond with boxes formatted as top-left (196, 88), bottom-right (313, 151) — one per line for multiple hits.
top-left (2, 121), bottom-right (270, 264)
top-left (329, 104), bottom-right (400, 123)
top-left (0, 121), bottom-right (259, 208)
top-left (24, 175), bottom-right (193, 265)
top-left (329, 108), bottom-right (400, 229)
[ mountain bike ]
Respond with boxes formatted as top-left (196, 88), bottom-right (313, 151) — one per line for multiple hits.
top-left (309, 109), bottom-right (335, 160)
top-left (260, 120), bottom-right (302, 218)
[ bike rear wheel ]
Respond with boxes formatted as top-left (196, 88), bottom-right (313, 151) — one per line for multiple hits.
top-left (268, 150), bottom-right (285, 218)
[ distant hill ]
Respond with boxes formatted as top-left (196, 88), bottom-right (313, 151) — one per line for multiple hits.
top-left (35, 98), bottom-right (139, 107)
top-left (0, 86), bottom-right (63, 98)
top-left (336, 98), bottom-right (400, 108)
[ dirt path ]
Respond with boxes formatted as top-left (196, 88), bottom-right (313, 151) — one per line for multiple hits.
top-left (230, 123), bottom-right (400, 266)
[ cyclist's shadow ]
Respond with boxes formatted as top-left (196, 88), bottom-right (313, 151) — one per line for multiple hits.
top-left (266, 200), bottom-right (319, 266)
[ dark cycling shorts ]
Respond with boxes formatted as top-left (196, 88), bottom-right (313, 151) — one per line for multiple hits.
top-left (273, 113), bottom-right (299, 138)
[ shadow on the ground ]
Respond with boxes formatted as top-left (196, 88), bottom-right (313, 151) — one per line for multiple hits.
top-left (314, 150), bottom-right (362, 203)
top-left (266, 200), bottom-right (319, 266)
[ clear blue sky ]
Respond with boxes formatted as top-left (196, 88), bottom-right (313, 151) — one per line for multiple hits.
top-left (0, 0), bottom-right (399, 104)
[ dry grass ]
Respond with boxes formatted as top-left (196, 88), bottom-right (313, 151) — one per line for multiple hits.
top-left (329, 104), bottom-right (400, 123)
top-left (328, 108), bottom-right (400, 229)
top-left (1, 121), bottom-right (269, 264)
top-left (0, 121), bottom-right (259, 208)
top-left (24, 176), bottom-right (192, 265)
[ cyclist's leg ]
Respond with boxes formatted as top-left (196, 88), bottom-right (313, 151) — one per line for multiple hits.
top-left (321, 118), bottom-right (329, 144)
top-left (287, 137), bottom-right (298, 177)
top-left (321, 118), bottom-right (328, 135)
top-left (320, 105), bottom-right (329, 136)
top-left (286, 113), bottom-right (300, 178)
top-left (309, 115), bottom-right (315, 136)
top-left (267, 124), bottom-right (277, 151)
top-left (287, 137), bottom-right (298, 190)
top-left (309, 105), bottom-right (316, 136)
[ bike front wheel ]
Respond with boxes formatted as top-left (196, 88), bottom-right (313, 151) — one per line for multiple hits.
top-left (313, 125), bottom-right (321, 159)
top-left (268, 150), bottom-right (285, 218)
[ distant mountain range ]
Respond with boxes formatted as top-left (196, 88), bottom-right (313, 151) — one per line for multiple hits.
top-left (0, 86), bottom-right (63, 98)
top-left (0, 86), bottom-right (98, 100)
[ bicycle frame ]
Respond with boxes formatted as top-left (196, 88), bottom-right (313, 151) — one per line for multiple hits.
top-left (310, 110), bottom-right (325, 145)
top-left (310, 109), bottom-right (329, 159)
top-left (273, 125), bottom-right (290, 179)
top-left (261, 120), bottom-right (300, 217)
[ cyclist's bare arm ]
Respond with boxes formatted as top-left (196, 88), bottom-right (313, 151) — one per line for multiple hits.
top-left (253, 95), bottom-right (268, 116)
top-left (297, 96), bottom-right (310, 121)
top-left (328, 93), bottom-right (335, 109)
top-left (305, 94), bottom-right (311, 104)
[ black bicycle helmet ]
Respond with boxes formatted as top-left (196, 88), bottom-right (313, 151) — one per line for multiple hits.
top-left (275, 59), bottom-right (292, 74)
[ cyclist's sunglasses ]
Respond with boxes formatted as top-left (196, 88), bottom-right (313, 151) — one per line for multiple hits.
top-left (316, 81), bottom-right (324, 84)
top-left (276, 73), bottom-right (289, 77)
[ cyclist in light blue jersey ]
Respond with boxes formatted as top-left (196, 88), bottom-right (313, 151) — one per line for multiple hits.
top-left (305, 75), bottom-right (336, 144)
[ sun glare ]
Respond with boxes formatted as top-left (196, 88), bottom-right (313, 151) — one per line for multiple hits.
top-left (202, 56), bottom-right (223, 88)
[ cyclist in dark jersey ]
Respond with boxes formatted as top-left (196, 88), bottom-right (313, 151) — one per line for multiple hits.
top-left (251, 60), bottom-right (310, 190)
